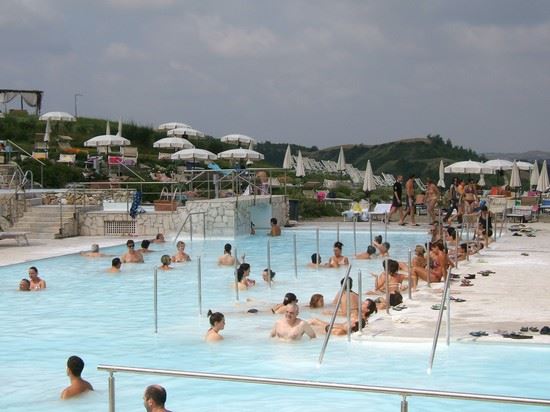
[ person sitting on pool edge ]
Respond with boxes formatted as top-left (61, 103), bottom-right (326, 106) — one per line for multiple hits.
top-left (172, 241), bottom-right (191, 262)
top-left (60, 355), bottom-right (94, 400)
top-left (355, 245), bottom-right (377, 260)
top-left (328, 241), bottom-right (349, 267)
top-left (19, 278), bottom-right (30, 291)
top-left (205, 310), bottom-right (225, 342)
top-left (107, 257), bottom-right (122, 273)
top-left (143, 384), bottom-right (171, 412)
top-left (159, 255), bottom-right (173, 271)
top-left (368, 259), bottom-right (408, 295)
top-left (121, 240), bottom-right (144, 263)
top-left (28, 266), bottom-right (46, 290)
top-left (268, 217), bottom-right (281, 236)
top-left (270, 302), bottom-right (316, 341)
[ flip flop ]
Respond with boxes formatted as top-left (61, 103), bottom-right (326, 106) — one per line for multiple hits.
top-left (464, 274), bottom-right (476, 280)
top-left (470, 331), bottom-right (488, 337)
top-left (540, 326), bottom-right (550, 335)
top-left (502, 333), bottom-right (533, 339)
top-left (431, 304), bottom-right (447, 310)
top-left (529, 327), bottom-right (539, 332)
top-left (512, 233), bottom-right (522, 237)
top-left (460, 280), bottom-right (473, 287)
top-left (520, 326), bottom-right (529, 332)
top-left (450, 297), bottom-right (466, 302)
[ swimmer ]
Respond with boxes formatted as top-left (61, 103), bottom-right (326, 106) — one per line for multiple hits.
top-left (19, 278), bottom-right (30, 291)
top-left (120, 240), bottom-right (144, 263)
top-left (270, 303), bottom-right (316, 341)
top-left (308, 293), bottom-right (324, 309)
top-left (218, 243), bottom-right (236, 266)
top-left (143, 384), bottom-right (171, 412)
top-left (80, 243), bottom-right (106, 258)
top-left (236, 263), bottom-right (255, 290)
top-left (139, 239), bottom-right (154, 254)
top-left (107, 257), bottom-right (122, 273)
top-left (271, 292), bottom-right (297, 314)
top-left (372, 235), bottom-right (390, 256)
top-left (159, 255), bottom-right (173, 271)
top-left (355, 245), bottom-right (377, 260)
top-left (268, 217), bottom-right (281, 236)
top-left (28, 266), bottom-right (46, 290)
top-left (262, 268), bottom-right (276, 282)
top-left (205, 310), bottom-right (225, 342)
top-left (152, 233), bottom-right (166, 244)
top-left (331, 277), bottom-right (359, 315)
top-left (172, 241), bottom-right (191, 262)
top-left (328, 241), bottom-right (349, 267)
top-left (60, 355), bottom-right (94, 400)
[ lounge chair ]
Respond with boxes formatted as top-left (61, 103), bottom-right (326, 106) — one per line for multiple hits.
top-left (369, 203), bottom-right (392, 221)
top-left (121, 146), bottom-right (138, 166)
top-left (58, 153), bottom-right (76, 164)
top-left (540, 198), bottom-right (550, 214)
top-left (415, 178), bottom-right (427, 192)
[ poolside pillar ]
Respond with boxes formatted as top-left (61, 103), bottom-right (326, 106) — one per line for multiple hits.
top-left (153, 268), bottom-right (158, 334)
top-left (407, 248), bottom-right (412, 300)
top-left (197, 257), bottom-right (202, 316)
top-left (267, 240), bottom-right (272, 289)
top-left (316, 227), bottom-right (320, 270)
top-left (108, 371), bottom-right (116, 412)
top-left (234, 248), bottom-right (239, 301)
top-left (357, 270), bottom-right (363, 334)
top-left (385, 256), bottom-right (390, 314)
top-left (189, 214), bottom-right (193, 243)
top-left (293, 233), bottom-right (298, 279)
top-left (400, 395), bottom-right (408, 412)
top-left (465, 222), bottom-right (470, 261)
top-left (455, 235), bottom-right (459, 270)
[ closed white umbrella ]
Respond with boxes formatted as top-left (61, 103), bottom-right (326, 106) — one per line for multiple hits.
top-left (282, 145), bottom-right (293, 169)
top-left (43, 119), bottom-right (51, 142)
top-left (478, 174), bottom-right (486, 187)
top-left (530, 161), bottom-right (539, 188)
top-left (116, 118), bottom-right (122, 137)
top-left (167, 127), bottom-right (205, 138)
top-left (106, 121), bottom-right (111, 136)
top-left (84, 134), bottom-right (130, 147)
top-left (337, 146), bottom-right (346, 172)
top-left (171, 148), bottom-right (217, 162)
top-left (157, 122), bottom-right (191, 131)
top-left (537, 160), bottom-right (549, 192)
top-left (220, 134), bottom-right (256, 147)
top-left (445, 160), bottom-right (495, 174)
top-left (39, 111), bottom-right (76, 122)
top-left (153, 137), bottom-right (194, 149)
top-left (484, 159), bottom-right (513, 171)
top-left (509, 161), bottom-right (521, 188)
top-left (295, 150), bottom-right (305, 177)
top-left (217, 148), bottom-right (264, 161)
top-left (437, 160), bottom-right (445, 188)
top-left (362, 160), bottom-right (376, 192)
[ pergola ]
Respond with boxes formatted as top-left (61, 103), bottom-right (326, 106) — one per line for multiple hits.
top-left (0, 89), bottom-right (43, 115)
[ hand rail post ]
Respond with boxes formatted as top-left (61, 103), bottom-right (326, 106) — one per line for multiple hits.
top-left (401, 395), bottom-right (408, 412)
top-left (336, 222), bottom-right (340, 242)
top-left (316, 227), bottom-right (320, 270)
top-left (384, 212), bottom-right (388, 240)
top-left (154, 268), bottom-right (158, 333)
top-left (197, 256), bottom-right (202, 315)
top-left (108, 371), bottom-right (115, 412)
top-left (357, 270), bottom-right (363, 334)
top-left (369, 216), bottom-right (373, 244)
top-left (203, 212), bottom-right (206, 239)
top-left (426, 242), bottom-right (431, 287)
top-left (59, 199), bottom-right (63, 236)
top-left (267, 239), bottom-right (272, 289)
top-left (407, 248), bottom-right (412, 300)
top-left (353, 220), bottom-right (357, 256)
top-left (385, 256), bottom-right (390, 314)
top-left (234, 247), bottom-right (239, 301)
top-left (346, 277), bottom-right (351, 342)
top-left (190, 214), bottom-right (193, 242)
top-left (293, 233), bottom-right (298, 279)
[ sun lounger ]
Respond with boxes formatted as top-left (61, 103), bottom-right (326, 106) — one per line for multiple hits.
top-left (369, 203), bottom-right (392, 221)
top-left (0, 231), bottom-right (29, 246)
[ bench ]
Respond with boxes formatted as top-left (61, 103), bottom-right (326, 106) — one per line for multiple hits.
top-left (0, 232), bottom-right (30, 246)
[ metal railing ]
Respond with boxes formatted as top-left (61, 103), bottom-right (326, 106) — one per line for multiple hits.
top-left (97, 364), bottom-right (550, 412)
top-left (7, 139), bottom-right (45, 187)
top-left (173, 211), bottom-right (206, 242)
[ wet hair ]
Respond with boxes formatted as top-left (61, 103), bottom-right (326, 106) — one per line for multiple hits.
top-left (340, 277), bottom-right (353, 290)
top-left (176, 240), bottom-right (185, 248)
top-left (310, 253), bottom-right (321, 264)
top-left (160, 255), bottom-right (171, 265)
top-left (334, 241), bottom-right (343, 249)
top-left (351, 318), bottom-right (367, 332)
top-left (366, 245), bottom-right (376, 255)
top-left (144, 385), bottom-right (167, 407)
top-left (282, 292), bottom-right (297, 305)
top-left (446, 227), bottom-right (456, 239)
top-left (126, 239), bottom-right (135, 247)
top-left (433, 240), bottom-right (445, 251)
top-left (415, 245), bottom-right (425, 256)
top-left (460, 243), bottom-right (468, 252)
top-left (309, 293), bottom-right (324, 308)
top-left (141, 239), bottom-right (150, 249)
top-left (237, 263), bottom-right (250, 282)
top-left (91, 244), bottom-right (99, 252)
top-left (382, 241), bottom-right (390, 251)
top-left (29, 266), bottom-right (38, 274)
top-left (481, 205), bottom-right (488, 212)
top-left (111, 257), bottom-right (121, 267)
top-left (263, 268), bottom-right (276, 280)
top-left (385, 259), bottom-right (399, 274)
top-left (270, 217), bottom-right (278, 225)
top-left (67, 355), bottom-right (85, 377)
top-left (374, 235), bottom-right (383, 244)
top-left (155, 233), bottom-right (164, 240)
top-left (224, 243), bottom-right (232, 254)
top-left (207, 310), bottom-right (225, 326)
top-left (20, 278), bottom-right (30, 289)
top-left (364, 298), bottom-right (378, 317)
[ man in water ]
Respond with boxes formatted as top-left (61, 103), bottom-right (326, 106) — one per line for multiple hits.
top-left (80, 244), bottom-right (106, 258)
top-left (268, 217), bottom-right (281, 236)
top-left (19, 278), bottom-right (30, 291)
top-left (107, 258), bottom-right (122, 273)
top-left (270, 303), bottom-right (316, 341)
top-left (28, 266), bottom-right (46, 290)
top-left (143, 384), bottom-right (171, 412)
top-left (139, 239), bottom-right (154, 254)
top-left (60, 355), bottom-right (94, 400)
top-left (218, 243), bottom-right (236, 266)
top-left (121, 240), bottom-right (144, 263)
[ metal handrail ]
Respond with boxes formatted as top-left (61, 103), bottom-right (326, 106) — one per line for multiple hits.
top-left (173, 211), bottom-right (206, 242)
top-left (117, 161), bottom-right (146, 181)
top-left (7, 139), bottom-right (46, 166)
top-left (319, 264), bottom-right (352, 364)
top-left (97, 364), bottom-right (550, 412)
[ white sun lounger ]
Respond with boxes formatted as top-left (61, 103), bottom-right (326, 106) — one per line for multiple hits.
top-left (369, 203), bottom-right (392, 221)
top-left (0, 232), bottom-right (30, 246)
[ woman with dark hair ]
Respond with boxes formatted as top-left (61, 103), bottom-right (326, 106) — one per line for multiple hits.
top-left (309, 299), bottom-right (377, 335)
top-left (328, 241), bottom-right (349, 267)
top-left (368, 259), bottom-right (408, 295)
top-left (236, 263), bottom-right (255, 290)
top-left (205, 310), bottom-right (225, 342)
top-left (271, 292), bottom-right (297, 314)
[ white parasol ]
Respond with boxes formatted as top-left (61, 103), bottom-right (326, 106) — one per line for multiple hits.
top-left (444, 160), bottom-right (495, 174)
top-left (43, 119), bottom-right (51, 142)
top-left (220, 134), bottom-right (256, 147)
top-left (437, 159), bottom-right (445, 188)
top-left (530, 161), bottom-right (539, 188)
top-left (295, 150), bottom-right (305, 177)
top-left (509, 161), bottom-right (521, 188)
top-left (337, 146), bottom-right (346, 172)
top-left (217, 148), bottom-right (264, 162)
top-left (116, 118), bottom-right (122, 137)
top-left (478, 174), bottom-right (486, 187)
top-left (282, 145), bottom-right (293, 169)
top-left (515, 161), bottom-right (534, 171)
top-left (39, 111), bottom-right (76, 122)
top-left (167, 127), bottom-right (205, 138)
top-left (362, 160), bottom-right (376, 192)
top-left (157, 122), bottom-right (192, 131)
top-left (153, 137), bottom-right (194, 149)
top-left (537, 160), bottom-right (549, 192)
top-left (483, 159), bottom-right (513, 171)
top-left (171, 148), bottom-right (217, 162)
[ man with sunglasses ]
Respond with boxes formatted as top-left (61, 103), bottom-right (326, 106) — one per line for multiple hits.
top-left (121, 239), bottom-right (144, 263)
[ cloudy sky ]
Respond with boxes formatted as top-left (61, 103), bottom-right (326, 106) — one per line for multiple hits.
top-left (2, 0), bottom-right (550, 152)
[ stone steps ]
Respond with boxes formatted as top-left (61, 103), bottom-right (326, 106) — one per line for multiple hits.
top-left (10, 205), bottom-right (77, 239)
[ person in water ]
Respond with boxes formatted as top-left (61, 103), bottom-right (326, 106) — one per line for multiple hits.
top-left (159, 255), bottom-right (173, 271)
top-left (205, 310), bottom-right (225, 342)
top-left (121, 240), bottom-right (144, 263)
top-left (28, 266), bottom-right (46, 290)
top-left (60, 355), bottom-right (94, 400)
top-left (270, 303), bottom-right (316, 341)
top-left (107, 257), bottom-right (122, 273)
top-left (328, 241), bottom-right (349, 267)
top-left (172, 241), bottom-right (191, 262)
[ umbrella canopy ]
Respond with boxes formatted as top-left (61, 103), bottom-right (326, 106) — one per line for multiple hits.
top-left (106, 121), bottom-right (111, 136)
top-left (167, 127), bottom-right (205, 138)
top-left (483, 159), bottom-right (513, 171)
top-left (39, 111), bottom-right (76, 122)
top-left (437, 160), bottom-right (445, 188)
top-left (220, 134), bottom-right (256, 146)
top-left (116, 118), bottom-right (122, 137)
top-left (362, 160), bottom-right (376, 192)
top-left (336, 146), bottom-right (346, 172)
top-left (84, 134), bottom-right (130, 147)
top-left (171, 148), bottom-right (217, 162)
top-left (444, 160), bottom-right (495, 174)
top-left (43, 119), bottom-right (51, 142)
top-left (282, 145), bottom-right (293, 169)
top-left (530, 161), bottom-right (539, 187)
top-left (478, 174), bottom-right (486, 187)
top-left (509, 161), bottom-right (521, 188)
top-left (295, 150), bottom-right (305, 177)
top-left (153, 137), bottom-right (194, 149)
top-left (537, 160), bottom-right (549, 192)
top-left (217, 148), bottom-right (264, 161)
top-left (515, 161), bottom-right (533, 171)
top-left (157, 122), bottom-right (191, 131)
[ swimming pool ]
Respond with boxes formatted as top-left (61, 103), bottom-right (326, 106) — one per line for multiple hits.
top-left (1, 229), bottom-right (548, 411)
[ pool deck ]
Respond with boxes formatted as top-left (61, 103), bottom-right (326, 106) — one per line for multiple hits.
top-left (1, 219), bottom-right (549, 345)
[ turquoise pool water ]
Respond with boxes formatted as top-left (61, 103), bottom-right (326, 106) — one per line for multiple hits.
top-left (0, 229), bottom-right (548, 411)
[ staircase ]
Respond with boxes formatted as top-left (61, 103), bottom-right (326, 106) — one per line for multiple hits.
top-left (0, 164), bottom-right (18, 189)
top-left (10, 205), bottom-right (77, 239)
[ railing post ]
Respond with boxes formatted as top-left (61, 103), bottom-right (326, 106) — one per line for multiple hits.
top-left (385, 256), bottom-right (390, 314)
top-left (190, 214), bottom-right (193, 242)
top-left (407, 248), bottom-right (412, 300)
top-left (267, 239), bottom-right (272, 289)
top-left (336, 222), bottom-right (340, 242)
top-left (384, 212), bottom-right (388, 241)
top-left (154, 268), bottom-right (158, 333)
top-left (234, 247), bottom-right (239, 301)
top-left (426, 243), bottom-right (431, 287)
top-left (401, 395), bottom-right (408, 412)
top-left (357, 270), bottom-right (363, 334)
top-left (293, 233), bottom-right (298, 279)
top-left (369, 216), bottom-right (373, 244)
top-left (108, 371), bottom-right (115, 412)
top-left (59, 200), bottom-right (63, 236)
top-left (353, 220), bottom-right (357, 256)
top-left (197, 256), bottom-right (202, 315)
top-left (346, 278), bottom-right (351, 342)
top-left (203, 213), bottom-right (206, 239)
top-left (316, 227), bottom-right (320, 270)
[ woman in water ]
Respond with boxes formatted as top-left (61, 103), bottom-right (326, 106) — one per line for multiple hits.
top-left (236, 263), bottom-right (255, 290)
top-left (309, 299), bottom-right (377, 335)
top-left (172, 241), bottom-right (191, 262)
top-left (271, 292), bottom-right (298, 314)
top-left (205, 311), bottom-right (225, 342)
top-left (328, 241), bottom-right (349, 267)
top-left (158, 255), bottom-right (173, 271)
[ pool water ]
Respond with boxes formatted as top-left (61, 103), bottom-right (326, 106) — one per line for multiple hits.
top-left (0, 229), bottom-right (548, 411)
